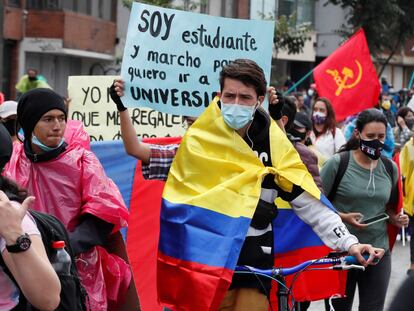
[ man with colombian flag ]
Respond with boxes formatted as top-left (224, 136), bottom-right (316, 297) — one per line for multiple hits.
top-left (111, 59), bottom-right (384, 311)
top-left (313, 28), bottom-right (381, 122)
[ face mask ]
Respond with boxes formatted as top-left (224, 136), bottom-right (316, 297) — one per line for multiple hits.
top-left (312, 111), bottom-right (326, 125)
top-left (32, 134), bottom-right (65, 152)
top-left (381, 100), bottom-right (391, 110)
top-left (221, 103), bottom-right (257, 130)
top-left (2, 119), bottom-right (16, 136)
top-left (289, 128), bottom-right (307, 141)
top-left (406, 118), bottom-right (414, 129)
top-left (359, 137), bottom-right (384, 160)
top-left (307, 89), bottom-right (314, 97)
top-left (28, 76), bottom-right (38, 82)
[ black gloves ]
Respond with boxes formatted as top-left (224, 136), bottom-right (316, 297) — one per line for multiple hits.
top-left (109, 83), bottom-right (127, 112)
top-left (268, 90), bottom-right (285, 121)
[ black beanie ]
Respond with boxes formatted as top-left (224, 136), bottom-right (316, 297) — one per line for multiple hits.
top-left (17, 88), bottom-right (67, 140)
top-left (0, 123), bottom-right (13, 171)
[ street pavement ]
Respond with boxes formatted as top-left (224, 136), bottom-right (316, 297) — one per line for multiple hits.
top-left (308, 238), bottom-right (411, 311)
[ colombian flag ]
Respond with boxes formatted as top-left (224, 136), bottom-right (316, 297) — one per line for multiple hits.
top-left (272, 199), bottom-right (347, 304)
top-left (158, 98), bottom-right (336, 310)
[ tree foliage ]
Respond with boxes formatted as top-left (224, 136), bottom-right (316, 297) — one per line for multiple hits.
top-left (274, 14), bottom-right (312, 55)
top-left (123, 0), bottom-right (312, 55)
top-left (327, 0), bottom-right (414, 76)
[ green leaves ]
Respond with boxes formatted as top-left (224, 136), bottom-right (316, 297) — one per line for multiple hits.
top-left (274, 14), bottom-right (312, 55)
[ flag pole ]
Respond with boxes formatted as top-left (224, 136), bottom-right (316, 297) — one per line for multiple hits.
top-left (283, 68), bottom-right (315, 95)
top-left (408, 71), bottom-right (414, 90)
top-left (401, 209), bottom-right (406, 246)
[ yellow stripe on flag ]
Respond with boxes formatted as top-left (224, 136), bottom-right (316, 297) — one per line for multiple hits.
top-left (162, 98), bottom-right (321, 219)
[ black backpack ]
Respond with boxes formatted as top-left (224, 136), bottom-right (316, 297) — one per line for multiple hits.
top-left (327, 151), bottom-right (398, 204)
top-left (0, 210), bottom-right (88, 311)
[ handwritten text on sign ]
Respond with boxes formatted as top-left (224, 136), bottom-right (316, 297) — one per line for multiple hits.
top-left (121, 3), bottom-right (274, 117)
top-left (68, 76), bottom-right (184, 141)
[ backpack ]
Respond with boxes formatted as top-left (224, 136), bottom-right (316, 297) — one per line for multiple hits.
top-left (327, 151), bottom-right (398, 204)
top-left (0, 210), bottom-right (88, 311)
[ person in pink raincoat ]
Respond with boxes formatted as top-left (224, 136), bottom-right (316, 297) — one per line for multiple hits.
top-left (3, 88), bottom-right (131, 311)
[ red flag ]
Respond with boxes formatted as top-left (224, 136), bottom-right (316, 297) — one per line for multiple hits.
top-left (313, 29), bottom-right (380, 121)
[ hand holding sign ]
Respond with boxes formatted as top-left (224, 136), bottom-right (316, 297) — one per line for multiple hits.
top-left (110, 81), bottom-right (127, 112)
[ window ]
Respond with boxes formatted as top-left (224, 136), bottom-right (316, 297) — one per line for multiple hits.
top-left (250, 0), bottom-right (276, 20)
top-left (7, 0), bottom-right (21, 8)
top-left (221, 0), bottom-right (235, 17)
top-left (278, 0), bottom-right (295, 17)
top-left (297, 0), bottom-right (314, 25)
top-left (200, 0), bottom-right (208, 13)
top-left (75, 0), bottom-right (91, 15)
top-left (278, 0), bottom-right (314, 26)
top-left (97, 0), bottom-right (114, 21)
top-left (26, 0), bottom-right (60, 10)
top-left (62, 0), bottom-right (74, 10)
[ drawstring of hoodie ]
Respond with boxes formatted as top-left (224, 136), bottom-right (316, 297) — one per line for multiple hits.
top-left (366, 160), bottom-right (376, 197)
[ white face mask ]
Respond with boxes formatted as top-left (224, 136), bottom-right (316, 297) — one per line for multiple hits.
top-left (221, 102), bottom-right (258, 130)
top-left (307, 89), bottom-right (314, 97)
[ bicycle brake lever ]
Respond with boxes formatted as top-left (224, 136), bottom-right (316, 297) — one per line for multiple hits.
top-left (333, 264), bottom-right (365, 271)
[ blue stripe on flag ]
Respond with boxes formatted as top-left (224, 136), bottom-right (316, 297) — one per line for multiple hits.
top-left (273, 209), bottom-right (324, 254)
top-left (91, 140), bottom-right (137, 208)
top-left (160, 198), bottom-right (251, 269)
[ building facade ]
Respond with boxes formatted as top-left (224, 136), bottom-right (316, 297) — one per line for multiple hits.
top-left (1, 0), bottom-right (117, 99)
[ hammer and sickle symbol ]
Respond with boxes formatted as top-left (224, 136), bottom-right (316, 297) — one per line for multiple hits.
top-left (326, 60), bottom-right (363, 96)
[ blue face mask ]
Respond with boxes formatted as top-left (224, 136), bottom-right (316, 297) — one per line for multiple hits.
top-left (32, 134), bottom-right (65, 152)
top-left (221, 103), bottom-right (257, 130)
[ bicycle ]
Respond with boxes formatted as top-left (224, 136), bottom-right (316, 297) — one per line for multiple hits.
top-left (234, 253), bottom-right (368, 311)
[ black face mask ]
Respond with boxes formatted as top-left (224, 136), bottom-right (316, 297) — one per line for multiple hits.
top-left (28, 76), bottom-right (38, 82)
top-left (406, 118), bottom-right (414, 130)
top-left (289, 128), bottom-right (307, 141)
top-left (359, 138), bottom-right (384, 160)
top-left (3, 119), bottom-right (16, 137)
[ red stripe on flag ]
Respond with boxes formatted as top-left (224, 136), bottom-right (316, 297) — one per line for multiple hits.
top-left (158, 252), bottom-right (233, 311)
top-left (126, 137), bottom-right (182, 311)
top-left (388, 152), bottom-right (403, 250)
top-left (270, 245), bottom-right (347, 307)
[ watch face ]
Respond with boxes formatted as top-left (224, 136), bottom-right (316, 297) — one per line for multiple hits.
top-left (19, 237), bottom-right (31, 251)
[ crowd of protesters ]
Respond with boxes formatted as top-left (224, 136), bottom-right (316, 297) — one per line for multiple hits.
top-left (0, 63), bottom-right (413, 311)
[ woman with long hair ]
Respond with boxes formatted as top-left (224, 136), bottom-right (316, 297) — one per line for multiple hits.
top-left (310, 97), bottom-right (346, 158)
top-left (395, 106), bottom-right (414, 148)
top-left (0, 123), bottom-right (60, 310)
top-left (321, 109), bottom-right (409, 311)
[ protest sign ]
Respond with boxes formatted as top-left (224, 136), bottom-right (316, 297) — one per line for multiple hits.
top-left (68, 75), bottom-right (184, 141)
top-left (121, 2), bottom-right (275, 117)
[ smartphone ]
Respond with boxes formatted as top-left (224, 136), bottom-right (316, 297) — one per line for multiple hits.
top-left (359, 213), bottom-right (389, 225)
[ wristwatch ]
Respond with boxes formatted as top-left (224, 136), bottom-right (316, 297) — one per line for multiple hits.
top-left (6, 233), bottom-right (32, 253)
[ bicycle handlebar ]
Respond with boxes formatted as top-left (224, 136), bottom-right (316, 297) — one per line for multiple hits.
top-left (235, 254), bottom-right (368, 277)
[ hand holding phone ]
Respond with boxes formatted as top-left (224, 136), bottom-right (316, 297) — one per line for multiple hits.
top-left (358, 213), bottom-right (389, 226)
